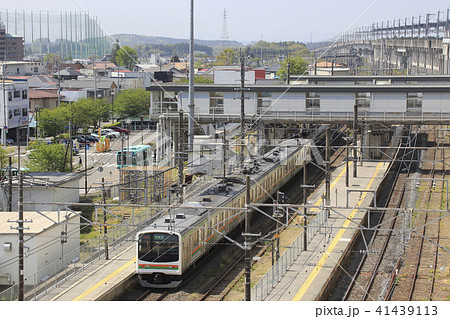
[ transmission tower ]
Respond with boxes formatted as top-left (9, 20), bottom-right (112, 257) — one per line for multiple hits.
top-left (221, 8), bottom-right (229, 50)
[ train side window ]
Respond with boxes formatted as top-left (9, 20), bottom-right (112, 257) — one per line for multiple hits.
top-left (194, 231), bottom-right (199, 247)
top-left (209, 219), bottom-right (213, 236)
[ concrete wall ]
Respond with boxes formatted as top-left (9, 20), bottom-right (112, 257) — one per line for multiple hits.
top-left (423, 93), bottom-right (450, 112)
top-left (0, 214), bottom-right (80, 286)
top-left (214, 70), bottom-right (256, 85)
top-left (60, 90), bottom-right (88, 102)
top-left (372, 93), bottom-right (406, 112)
top-left (321, 93), bottom-right (355, 112)
top-left (11, 179), bottom-right (80, 212)
top-left (271, 92), bottom-right (305, 112)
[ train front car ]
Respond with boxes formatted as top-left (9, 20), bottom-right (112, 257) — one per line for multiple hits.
top-left (136, 230), bottom-right (182, 288)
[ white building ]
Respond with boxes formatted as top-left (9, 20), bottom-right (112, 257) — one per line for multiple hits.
top-left (0, 211), bottom-right (80, 286)
top-left (0, 80), bottom-right (29, 144)
top-left (1, 172), bottom-right (82, 212)
top-left (147, 75), bottom-right (450, 116)
top-left (214, 70), bottom-right (256, 85)
top-left (0, 61), bottom-right (46, 76)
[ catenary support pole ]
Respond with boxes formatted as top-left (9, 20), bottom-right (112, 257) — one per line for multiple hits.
top-left (303, 159), bottom-right (307, 251)
top-left (245, 175), bottom-right (251, 301)
top-left (188, 0), bottom-right (195, 151)
top-left (102, 177), bottom-right (109, 260)
top-left (353, 104), bottom-right (358, 178)
top-left (325, 127), bottom-right (331, 216)
top-left (18, 170), bottom-right (24, 301)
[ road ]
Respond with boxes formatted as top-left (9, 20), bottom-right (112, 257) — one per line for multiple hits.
top-left (78, 130), bottom-right (157, 196)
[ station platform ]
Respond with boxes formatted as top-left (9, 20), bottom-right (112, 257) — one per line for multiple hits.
top-left (263, 159), bottom-right (388, 301)
top-left (38, 159), bottom-right (388, 302)
top-left (37, 241), bottom-right (137, 301)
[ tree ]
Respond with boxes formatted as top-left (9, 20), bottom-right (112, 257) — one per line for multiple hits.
top-left (27, 142), bottom-right (72, 172)
top-left (66, 98), bottom-right (111, 131)
top-left (44, 53), bottom-right (61, 73)
top-left (276, 56), bottom-right (309, 79)
top-left (115, 46), bottom-right (139, 70)
top-left (38, 98), bottom-right (113, 138)
top-left (113, 88), bottom-right (150, 118)
top-left (0, 147), bottom-right (13, 180)
top-left (216, 48), bottom-right (239, 65)
top-left (66, 99), bottom-right (95, 132)
top-left (89, 98), bottom-right (111, 128)
top-left (176, 76), bottom-right (213, 84)
top-left (171, 54), bottom-right (180, 62)
top-left (110, 39), bottom-right (120, 65)
top-left (38, 106), bottom-right (70, 137)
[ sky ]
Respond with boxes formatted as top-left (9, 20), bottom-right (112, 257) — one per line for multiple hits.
top-left (1, 0), bottom-right (450, 43)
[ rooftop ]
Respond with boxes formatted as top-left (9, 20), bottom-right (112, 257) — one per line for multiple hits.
top-left (28, 89), bottom-right (61, 99)
top-left (0, 211), bottom-right (79, 235)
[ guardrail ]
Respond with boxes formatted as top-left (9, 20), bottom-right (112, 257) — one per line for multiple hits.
top-left (0, 207), bottom-right (162, 301)
top-left (250, 206), bottom-right (329, 301)
top-left (155, 111), bottom-right (450, 125)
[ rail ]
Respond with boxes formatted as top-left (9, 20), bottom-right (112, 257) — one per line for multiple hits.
top-left (155, 111), bottom-right (450, 125)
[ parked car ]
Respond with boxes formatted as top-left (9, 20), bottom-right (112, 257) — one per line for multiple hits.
top-left (108, 126), bottom-right (130, 135)
top-left (92, 130), bottom-right (119, 139)
top-left (101, 129), bottom-right (120, 138)
top-left (84, 135), bottom-right (99, 143)
top-left (73, 136), bottom-right (92, 146)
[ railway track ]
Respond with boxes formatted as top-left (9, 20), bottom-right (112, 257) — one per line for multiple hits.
top-left (343, 127), bottom-right (418, 301)
top-left (121, 125), bottom-right (348, 301)
top-left (196, 136), bottom-right (348, 301)
top-left (136, 288), bottom-right (172, 301)
top-left (389, 126), bottom-right (447, 301)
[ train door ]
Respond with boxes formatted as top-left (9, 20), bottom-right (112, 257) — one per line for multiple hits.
top-left (185, 234), bottom-right (192, 265)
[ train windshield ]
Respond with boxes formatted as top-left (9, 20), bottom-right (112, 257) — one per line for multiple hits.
top-left (138, 233), bottom-right (179, 263)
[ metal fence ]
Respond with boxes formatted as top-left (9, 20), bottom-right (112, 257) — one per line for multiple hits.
top-left (250, 206), bottom-right (329, 301)
top-left (0, 207), bottom-right (163, 301)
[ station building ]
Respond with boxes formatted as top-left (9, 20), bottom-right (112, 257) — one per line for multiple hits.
top-left (146, 75), bottom-right (450, 116)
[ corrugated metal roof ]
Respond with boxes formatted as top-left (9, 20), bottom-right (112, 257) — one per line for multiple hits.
top-left (0, 211), bottom-right (79, 235)
top-left (28, 89), bottom-right (61, 99)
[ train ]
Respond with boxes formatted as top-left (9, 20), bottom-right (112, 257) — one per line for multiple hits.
top-left (136, 134), bottom-right (322, 288)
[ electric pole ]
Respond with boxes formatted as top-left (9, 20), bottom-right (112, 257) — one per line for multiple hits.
top-left (238, 51), bottom-right (248, 169)
top-left (188, 0), bottom-right (195, 151)
top-left (18, 170), bottom-right (24, 300)
top-left (84, 135), bottom-right (88, 195)
top-left (353, 104), bottom-right (358, 178)
top-left (8, 156), bottom-right (12, 211)
top-left (325, 127), bottom-right (331, 217)
top-left (102, 177), bottom-right (109, 260)
top-left (177, 111), bottom-right (184, 203)
top-left (244, 175), bottom-right (251, 301)
top-left (286, 54), bottom-right (290, 85)
top-left (303, 159), bottom-right (307, 251)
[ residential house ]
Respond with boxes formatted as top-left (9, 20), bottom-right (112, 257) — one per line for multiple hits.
top-left (0, 80), bottom-right (29, 143)
top-left (60, 79), bottom-right (117, 103)
top-left (28, 89), bottom-right (62, 112)
top-left (53, 67), bottom-right (84, 81)
top-left (0, 61), bottom-right (46, 76)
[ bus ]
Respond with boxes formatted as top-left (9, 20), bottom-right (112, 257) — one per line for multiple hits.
top-left (116, 145), bottom-right (152, 168)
